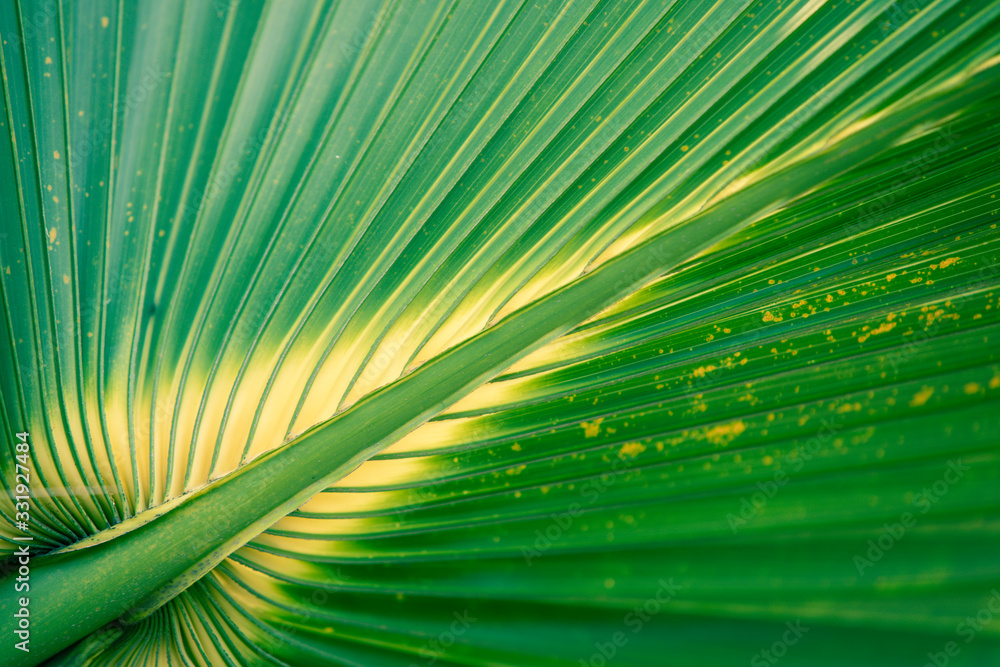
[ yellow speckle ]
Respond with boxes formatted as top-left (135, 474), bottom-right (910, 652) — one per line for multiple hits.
top-left (619, 442), bottom-right (646, 459)
top-left (886, 273), bottom-right (896, 281)
top-left (909, 386), bottom-right (934, 407)
top-left (101, 16), bottom-right (110, 28)
top-left (937, 257), bottom-right (960, 269)
top-left (704, 420), bottom-right (746, 445)
top-left (581, 418), bottom-right (604, 438)
top-left (857, 321), bottom-right (896, 344)
top-left (762, 311), bottom-right (774, 322)
top-left (692, 365), bottom-right (716, 378)
top-left (963, 382), bottom-right (982, 395)
top-left (505, 464), bottom-right (526, 476)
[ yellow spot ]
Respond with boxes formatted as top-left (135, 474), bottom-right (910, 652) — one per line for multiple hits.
top-left (963, 382), bottom-right (982, 395)
top-left (48, 228), bottom-right (57, 243)
top-left (511, 443), bottom-right (521, 452)
top-left (692, 365), bottom-right (716, 378)
top-left (704, 420), bottom-right (746, 445)
top-left (62, 274), bottom-right (69, 284)
top-left (937, 257), bottom-right (960, 269)
top-left (909, 386), bottom-right (934, 407)
top-left (619, 442), bottom-right (645, 459)
top-left (604, 578), bottom-right (615, 589)
top-left (505, 465), bottom-right (526, 476)
top-left (762, 455), bottom-right (773, 466)
top-left (53, 150), bottom-right (60, 160)
top-left (681, 145), bottom-right (689, 152)
top-left (581, 418), bottom-right (604, 438)
top-left (101, 16), bottom-right (110, 28)
top-left (762, 311), bottom-right (774, 322)
top-left (886, 273), bottom-right (896, 281)
top-left (857, 321), bottom-right (896, 343)
top-left (44, 57), bottom-right (52, 64)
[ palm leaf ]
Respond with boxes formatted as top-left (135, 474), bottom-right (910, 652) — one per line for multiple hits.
top-left (1, 0), bottom-right (999, 665)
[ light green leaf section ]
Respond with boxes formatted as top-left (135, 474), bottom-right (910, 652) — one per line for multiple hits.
top-left (0, 0), bottom-right (998, 665)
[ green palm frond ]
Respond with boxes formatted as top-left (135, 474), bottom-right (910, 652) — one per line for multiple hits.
top-left (1, 0), bottom-right (999, 665)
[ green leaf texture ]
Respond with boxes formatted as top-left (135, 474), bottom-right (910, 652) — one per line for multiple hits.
top-left (1, 0), bottom-right (999, 665)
